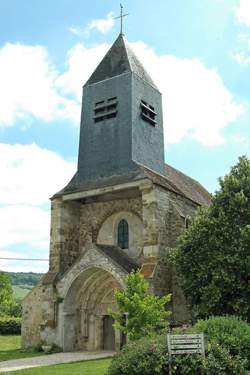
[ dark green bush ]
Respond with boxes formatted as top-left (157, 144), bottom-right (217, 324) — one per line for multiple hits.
top-left (108, 335), bottom-right (169, 375)
top-left (190, 316), bottom-right (250, 368)
top-left (0, 316), bottom-right (21, 334)
top-left (108, 334), bottom-right (248, 375)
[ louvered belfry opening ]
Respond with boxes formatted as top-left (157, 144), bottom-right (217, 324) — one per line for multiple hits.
top-left (94, 97), bottom-right (118, 123)
top-left (140, 100), bottom-right (157, 126)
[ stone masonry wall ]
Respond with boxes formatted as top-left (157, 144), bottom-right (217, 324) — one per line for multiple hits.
top-left (49, 198), bottom-right (81, 274)
top-left (22, 284), bottom-right (43, 348)
top-left (49, 195), bottom-right (142, 276)
top-left (150, 185), bottom-right (198, 324)
top-left (79, 196), bottom-right (142, 252)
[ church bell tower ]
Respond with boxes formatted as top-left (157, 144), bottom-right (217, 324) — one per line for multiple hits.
top-left (61, 33), bottom-right (165, 194)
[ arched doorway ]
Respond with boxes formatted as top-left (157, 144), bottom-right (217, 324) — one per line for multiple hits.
top-left (62, 267), bottom-right (122, 352)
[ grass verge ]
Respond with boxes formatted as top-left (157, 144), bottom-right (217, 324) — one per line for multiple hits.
top-left (0, 335), bottom-right (44, 362)
top-left (5, 358), bottom-right (112, 375)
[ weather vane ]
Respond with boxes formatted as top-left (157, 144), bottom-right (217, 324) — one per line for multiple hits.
top-left (113, 4), bottom-right (129, 35)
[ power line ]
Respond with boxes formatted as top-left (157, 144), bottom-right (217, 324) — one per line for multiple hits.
top-left (0, 257), bottom-right (49, 262)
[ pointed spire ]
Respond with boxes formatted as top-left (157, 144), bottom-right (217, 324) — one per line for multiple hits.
top-left (85, 34), bottom-right (158, 90)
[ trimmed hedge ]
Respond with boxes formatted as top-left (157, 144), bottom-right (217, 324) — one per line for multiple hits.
top-left (0, 316), bottom-right (21, 334)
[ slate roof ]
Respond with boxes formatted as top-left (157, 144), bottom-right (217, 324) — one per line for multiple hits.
top-left (96, 244), bottom-right (139, 273)
top-left (55, 161), bottom-right (211, 207)
top-left (85, 33), bottom-right (158, 90)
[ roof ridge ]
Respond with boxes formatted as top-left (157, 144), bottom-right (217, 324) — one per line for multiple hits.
top-left (120, 34), bottom-right (133, 71)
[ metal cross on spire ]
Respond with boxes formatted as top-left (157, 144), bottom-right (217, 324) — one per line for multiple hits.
top-left (113, 4), bottom-right (129, 35)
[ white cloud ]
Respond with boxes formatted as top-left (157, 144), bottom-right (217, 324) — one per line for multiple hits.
top-left (0, 43), bottom-right (79, 127)
top-left (0, 205), bottom-right (50, 249)
top-left (232, 33), bottom-right (250, 66)
top-left (235, 0), bottom-right (250, 27)
top-left (56, 43), bottom-right (110, 100)
top-left (131, 42), bottom-right (244, 145)
top-left (0, 143), bottom-right (76, 272)
top-left (58, 40), bottom-right (244, 145)
top-left (1, 40), bottom-right (243, 144)
top-left (69, 12), bottom-right (115, 38)
top-left (0, 143), bottom-right (76, 205)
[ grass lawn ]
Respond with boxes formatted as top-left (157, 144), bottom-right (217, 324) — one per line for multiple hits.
top-left (0, 335), bottom-right (44, 362)
top-left (10, 358), bottom-right (112, 375)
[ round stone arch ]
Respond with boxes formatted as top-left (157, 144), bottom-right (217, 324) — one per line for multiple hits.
top-left (60, 265), bottom-right (124, 352)
top-left (97, 210), bottom-right (143, 259)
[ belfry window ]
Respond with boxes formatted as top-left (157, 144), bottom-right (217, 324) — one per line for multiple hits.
top-left (140, 100), bottom-right (157, 126)
top-left (94, 97), bottom-right (118, 123)
top-left (118, 219), bottom-right (129, 249)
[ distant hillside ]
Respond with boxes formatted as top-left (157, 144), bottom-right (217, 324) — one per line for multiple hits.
top-left (6, 272), bottom-right (44, 287)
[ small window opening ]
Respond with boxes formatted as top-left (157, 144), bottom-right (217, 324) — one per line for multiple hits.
top-left (118, 219), bottom-right (129, 249)
top-left (107, 103), bottom-right (117, 111)
top-left (94, 97), bottom-right (118, 123)
top-left (95, 107), bottom-right (105, 114)
top-left (95, 116), bottom-right (104, 123)
top-left (140, 100), bottom-right (157, 126)
top-left (106, 112), bottom-right (116, 119)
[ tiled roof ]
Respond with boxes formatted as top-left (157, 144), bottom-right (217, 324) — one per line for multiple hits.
top-left (97, 244), bottom-right (139, 273)
top-left (165, 164), bottom-right (211, 206)
top-left (138, 164), bottom-right (211, 206)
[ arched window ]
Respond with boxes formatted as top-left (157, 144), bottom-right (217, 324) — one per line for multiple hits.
top-left (118, 219), bottom-right (129, 249)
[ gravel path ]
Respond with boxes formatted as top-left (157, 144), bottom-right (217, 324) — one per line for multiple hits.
top-left (0, 351), bottom-right (115, 373)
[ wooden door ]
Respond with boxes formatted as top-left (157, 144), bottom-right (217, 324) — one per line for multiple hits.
top-left (103, 315), bottom-right (115, 350)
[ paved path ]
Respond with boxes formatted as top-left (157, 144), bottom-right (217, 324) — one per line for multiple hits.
top-left (0, 351), bottom-right (115, 373)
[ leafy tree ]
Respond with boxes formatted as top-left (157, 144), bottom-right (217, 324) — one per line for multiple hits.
top-left (173, 156), bottom-right (250, 320)
top-left (109, 271), bottom-right (171, 341)
top-left (0, 272), bottom-right (17, 316)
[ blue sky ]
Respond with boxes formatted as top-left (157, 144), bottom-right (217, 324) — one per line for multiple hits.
top-left (0, 0), bottom-right (249, 272)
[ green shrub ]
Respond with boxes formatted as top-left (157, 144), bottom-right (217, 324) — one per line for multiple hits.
top-left (108, 335), bottom-right (169, 375)
top-left (170, 353), bottom-right (204, 375)
top-left (190, 316), bottom-right (250, 368)
top-left (170, 344), bottom-right (247, 375)
top-left (205, 344), bottom-right (247, 375)
top-left (0, 316), bottom-right (21, 334)
top-left (108, 332), bottom-right (248, 375)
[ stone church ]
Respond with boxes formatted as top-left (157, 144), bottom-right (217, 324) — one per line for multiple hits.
top-left (22, 33), bottom-right (211, 352)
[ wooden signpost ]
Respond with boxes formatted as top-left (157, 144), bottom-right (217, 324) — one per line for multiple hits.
top-left (167, 333), bottom-right (205, 374)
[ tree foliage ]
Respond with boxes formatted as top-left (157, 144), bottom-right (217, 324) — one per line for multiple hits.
top-left (0, 272), bottom-right (22, 317)
top-left (0, 272), bottom-right (16, 316)
top-left (109, 271), bottom-right (171, 341)
top-left (174, 156), bottom-right (250, 320)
